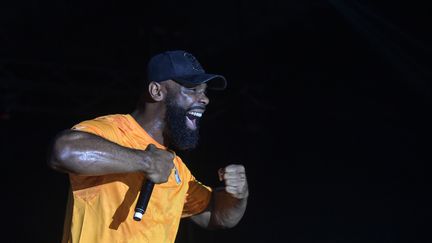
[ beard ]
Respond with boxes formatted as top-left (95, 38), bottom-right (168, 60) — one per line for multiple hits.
top-left (164, 96), bottom-right (201, 151)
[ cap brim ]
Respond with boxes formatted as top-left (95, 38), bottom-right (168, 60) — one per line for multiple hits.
top-left (173, 74), bottom-right (227, 91)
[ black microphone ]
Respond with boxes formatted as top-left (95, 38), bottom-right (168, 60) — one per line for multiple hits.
top-left (133, 180), bottom-right (155, 221)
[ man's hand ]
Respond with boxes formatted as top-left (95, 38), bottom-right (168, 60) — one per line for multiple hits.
top-left (218, 164), bottom-right (249, 199)
top-left (190, 164), bottom-right (249, 229)
top-left (141, 144), bottom-right (175, 184)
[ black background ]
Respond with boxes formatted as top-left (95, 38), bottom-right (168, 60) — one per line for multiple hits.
top-left (1, 1), bottom-right (432, 242)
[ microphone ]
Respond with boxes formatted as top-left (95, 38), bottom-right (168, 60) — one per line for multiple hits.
top-left (133, 180), bottom-right (155, 221)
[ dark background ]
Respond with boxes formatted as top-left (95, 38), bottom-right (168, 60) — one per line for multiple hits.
top-left (1, 0), bottom-right (431, 242)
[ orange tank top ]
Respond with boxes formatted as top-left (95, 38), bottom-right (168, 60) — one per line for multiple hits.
top-left (61, 114), bottom-right (212, 243)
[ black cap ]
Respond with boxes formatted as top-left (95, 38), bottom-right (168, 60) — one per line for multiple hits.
top-left (147, 50), bottom-right (227, 90)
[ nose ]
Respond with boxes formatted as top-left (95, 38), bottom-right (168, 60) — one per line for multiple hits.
top-left (198, 93), bottom-right (210, 106)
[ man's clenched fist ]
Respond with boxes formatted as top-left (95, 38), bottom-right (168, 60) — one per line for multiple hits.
top-left (218, 164), bottom-right (249, 199)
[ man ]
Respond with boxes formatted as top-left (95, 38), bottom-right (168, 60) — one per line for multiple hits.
top-left (48, 50), bottom-right (248, 243)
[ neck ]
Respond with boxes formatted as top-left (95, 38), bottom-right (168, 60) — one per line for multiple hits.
top-left (131, 105), bottom-right (166, 146)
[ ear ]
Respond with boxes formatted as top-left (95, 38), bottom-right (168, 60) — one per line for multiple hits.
top-left (148, 81), bottom-right (165, 101)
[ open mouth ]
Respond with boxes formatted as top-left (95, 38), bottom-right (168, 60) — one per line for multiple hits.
top-left (186, 110), bottom-right (203, 130)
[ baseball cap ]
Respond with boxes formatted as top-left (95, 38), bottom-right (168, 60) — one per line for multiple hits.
top-left (147, 50), bottom-right (227, 90)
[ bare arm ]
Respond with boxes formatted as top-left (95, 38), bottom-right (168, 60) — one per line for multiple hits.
top-left (190, 164), bottom-right (249, 229)
top-left (47, 129), bottom-right (174, 183)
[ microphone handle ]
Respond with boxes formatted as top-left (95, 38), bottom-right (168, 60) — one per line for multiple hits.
top-left (133, 180), bottom-right (155, 221)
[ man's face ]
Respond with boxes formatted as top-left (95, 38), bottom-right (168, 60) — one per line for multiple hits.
top-left (164, 82), bottom-right (209, 151)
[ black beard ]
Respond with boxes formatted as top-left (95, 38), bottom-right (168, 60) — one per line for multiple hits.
top-left (164, 97), bottom-right (200, 151)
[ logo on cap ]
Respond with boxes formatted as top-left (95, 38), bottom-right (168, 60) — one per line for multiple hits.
top-left (184, 52), bottom-right (204, 72)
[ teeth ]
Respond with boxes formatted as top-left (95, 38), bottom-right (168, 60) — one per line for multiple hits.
top-left (188, 111), bottom-right (203, 117)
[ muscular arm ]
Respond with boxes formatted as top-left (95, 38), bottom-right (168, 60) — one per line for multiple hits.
top-left (47, 129), bottom-right (174, 183)
top-left (190, 165), bottom-right (248, 229)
